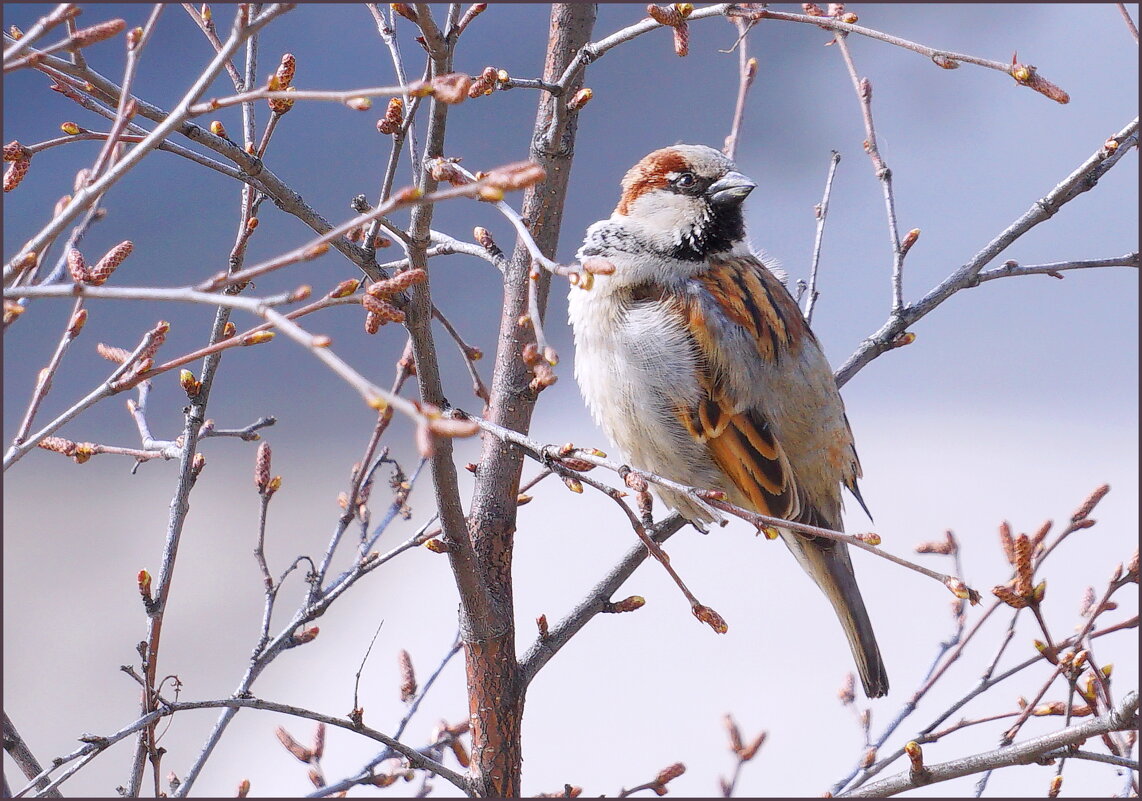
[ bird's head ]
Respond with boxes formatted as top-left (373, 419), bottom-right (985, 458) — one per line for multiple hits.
top-left (613, 144), bottom-right (755, 261)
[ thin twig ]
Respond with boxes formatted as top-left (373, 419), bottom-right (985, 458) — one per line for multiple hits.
top-left (433, 305), bottom-right (489, 403)
top-left (804, 151), bottom-right (841, 324)
top-left (833, 31), bottom-right (906, 315)
top-left (972, 253), bottom-right (1138, 284)
top-left (925, 711), bottom-right (1021, 742)
top-left (841, 593), bottom-right (1136, 794)
top-left (366, 3), bottom-right (424, 177)
top-left (19, 48), bottom-right (383, 278)
top-left (310, 616), bottom-right (463, 793)
top-left (3, 283), bottom-right (428, 442)
top-left (180, 3), bottom-right (244, 87)
top-left (706, 498), bottom-right (975, 600)
top-left (553, 461), bottom-right (724, 631)
top-left (358, 458), bottom-right (427, 558)
top-left (88, 5), bottom-right (164, 181)
top-left (3, 14), bottom-right (128, 73)
top-left (751, 7), bottom-right (1068, 100)
top-left (4, 319), bottom-right (167, 469)
top-left (1039, 747), bottom-right (1139, 770)
top-left (830, 598), bottom-right (1004, 794)
top-left (834, 489), bottom-right (1127, 794)
top-left (11, 297), bottom-right (84, 445)
top-left (351, 618), bottom-right (386, 716)
top-left (187, 82), bottom-right (418, 115)
top-left (172, 456), bottom-right (431, 796)
top-left (251, 490), bottom-right (279, 655)
top-left (313, 374), bottom-right (406, 593)
top-left (994, 575), bottom-right (1132, 750)
top-left (553, 4), bottom-right (734, 93)
top-left (16, 113), bottom-right (245, 181)
top-left (1116, 3), bottom-right (1139, 43)
top-left (196, 174), bottom-right (520, 293)
top-left (722, 18), bottom-right (756, 161)
top-left (198, 416), bottom-right (276, 441)
top-left (395, 634), bottom-right (462, 742)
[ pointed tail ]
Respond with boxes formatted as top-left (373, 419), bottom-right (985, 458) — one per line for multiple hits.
top-left (782, 531), bottom-right (889, 698)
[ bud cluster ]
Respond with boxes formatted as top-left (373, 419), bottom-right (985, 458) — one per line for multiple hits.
top-left (67, 241), bottom-right (134, 286)
top-left (268, 53), bottom-right (297, 114)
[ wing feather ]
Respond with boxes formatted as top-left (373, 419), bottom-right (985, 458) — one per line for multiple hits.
top-left (707, 410), bottom-right (799, 519)
top-left (674, 255), bottom-right (834, 524)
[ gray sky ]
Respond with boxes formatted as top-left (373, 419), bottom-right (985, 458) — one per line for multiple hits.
top-left (4, 4), bottom-right (1138, 797)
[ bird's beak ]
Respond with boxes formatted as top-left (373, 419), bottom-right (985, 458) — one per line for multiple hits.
top-left (708, 171), bottom-right (756, 207)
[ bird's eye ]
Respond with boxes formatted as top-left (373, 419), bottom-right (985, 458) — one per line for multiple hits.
top-left (672, 172), bottom-right (697, 189)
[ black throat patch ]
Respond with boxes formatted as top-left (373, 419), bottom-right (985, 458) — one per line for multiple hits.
top-left (667, 204), bottom-right (747, 262)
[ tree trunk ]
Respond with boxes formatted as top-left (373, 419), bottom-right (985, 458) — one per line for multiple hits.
top-left (462, 4), bottom-right (596, 796)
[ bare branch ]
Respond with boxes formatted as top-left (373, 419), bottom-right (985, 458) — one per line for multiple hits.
top-left (180, 3), bottom-right (244, 88)
top-left (973, 253), bottom-right (1138, 284)
top-left (3, 16), bottom-right (126, 73)
top-left (1, 285), bottom-right (427, 466)
top-left (835, 116), bottom-right (1139, 388)
top-left (1038, 747), bottom-right (1139, 770)
top-left (171, 456), bottom-right (431, 797)
top-left (15, 696), bottom-right (468, 798)
top-left (11, 298), bottom-right (85, 445)
top-left (316, 633), bottom-right (464, 797)
top-left (4, 317), bottom-right (167, 469)
top-left (554, 4), bottom-right (734, 93)
top-left (188, 81), bottom-right (418, 115)
top-left (3, 712), bottom-right (63, 797)
top-left (843, 692), bottom-right (1138, 797)
top-left (87, 6), bottom-right (164, 182)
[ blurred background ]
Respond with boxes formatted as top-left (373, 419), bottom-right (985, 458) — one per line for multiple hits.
top-left (4, 3), bottom-right (1138, 797)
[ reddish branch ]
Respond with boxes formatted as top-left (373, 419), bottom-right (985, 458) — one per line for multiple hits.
top-left (458, 5), bottom-right (595, 795)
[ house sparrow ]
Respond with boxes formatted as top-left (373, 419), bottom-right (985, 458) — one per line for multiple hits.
top-left (568, 144), bottom-right (889, 698)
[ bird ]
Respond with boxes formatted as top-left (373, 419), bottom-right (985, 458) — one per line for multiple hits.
top-left (567, 143), bottom-right (889, 698)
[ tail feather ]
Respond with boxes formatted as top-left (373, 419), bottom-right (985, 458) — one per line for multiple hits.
top-left (781, 530), bottom-right (889, 698)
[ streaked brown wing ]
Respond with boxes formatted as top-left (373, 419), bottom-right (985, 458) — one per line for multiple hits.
top-left (674, 387), bottom-right (798, 520)
top-left (673, 254), bottom-right (853, 523)
top-left (671, 255), bottom-right (807, 521)
top-left (697, 254), bottom-right (807, 362)
top-left (708, 407), bottom-right (800, 521)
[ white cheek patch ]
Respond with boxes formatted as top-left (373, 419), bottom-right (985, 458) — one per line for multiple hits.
top-left (631, 191), bottom-right (699, 231)
top-left (626, 191), bottom-right (709, 248)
